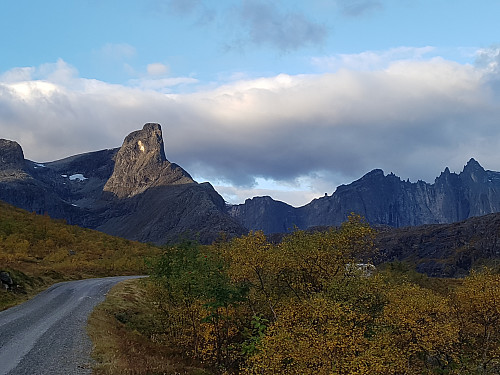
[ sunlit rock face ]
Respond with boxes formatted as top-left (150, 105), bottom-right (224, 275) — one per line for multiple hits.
top-left (103, 123), bottom-right (194, 199)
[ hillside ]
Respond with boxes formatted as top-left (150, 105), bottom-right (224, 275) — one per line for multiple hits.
top-left (375, 212), bottom-right (500, 277)
top-left (0, 200), bottom-right (159, 310)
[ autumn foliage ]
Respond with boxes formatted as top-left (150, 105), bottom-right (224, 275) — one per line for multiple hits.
top-left (147, 214), bottom-right (500, 374)
top-left (0, 200), bottom-right (159, 310)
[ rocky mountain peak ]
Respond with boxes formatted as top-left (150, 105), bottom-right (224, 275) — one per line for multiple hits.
top-left (461, 157), bottom-right (487, 183)
top-left (103, 123), bottom-right (194, 199)
top-left (0, 139), bottom-right (25, 171)
top-left (463, 158), bottom-right (483, 170)
top-left (122, 123), bottom-right (167, 162)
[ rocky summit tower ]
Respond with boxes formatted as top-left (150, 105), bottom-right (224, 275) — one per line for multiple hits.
top-left (103, 123), bottom-right (193, 199)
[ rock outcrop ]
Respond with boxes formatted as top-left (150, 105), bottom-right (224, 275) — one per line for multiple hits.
top-left (103, 123), bottom-right (193, 199)
top-left (230, 158), bottom-right (500, 233)
top-left (0, 124), bottom-right (246, 244)
top-left (0, 139), bottom-right (25, 172)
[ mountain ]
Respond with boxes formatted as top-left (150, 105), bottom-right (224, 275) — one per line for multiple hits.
top-left (230, 159), bottom-right (500, 233)
top-left (0, 124), bottom-right (245, 244)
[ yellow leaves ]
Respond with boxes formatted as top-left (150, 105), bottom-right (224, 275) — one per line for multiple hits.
top-left (143, 214), bottom-right (499, 375)
top-left (450, 269), bottom-right (500, 373)
top-left (222, 231), bottom-right (274, 283)
top-left (381, 283), bottom-right (459, 371)
top-left (244, 296), bottom-right (374, 375)
top-left (453, 269), bottom-right (500, 328)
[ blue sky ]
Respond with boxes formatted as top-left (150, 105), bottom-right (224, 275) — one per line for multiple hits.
top-left (1, 0), bottom-right (500, 206)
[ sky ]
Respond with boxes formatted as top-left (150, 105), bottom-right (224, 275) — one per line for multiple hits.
top-left (1, 0), bottom-right (500, 207)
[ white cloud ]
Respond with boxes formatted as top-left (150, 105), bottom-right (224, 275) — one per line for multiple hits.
top-left (147, 63), bottom-right (169, 76)
top-left (0, 67), bottom-right (35, 82)
top-left (214, 184), bottom-right (323, 207)
top-left (2, 51), bottom-right (500, 206)
top-left (311, 46), bottom-right (436, 72)
top-left (129, 77), bottom-right (199, 92)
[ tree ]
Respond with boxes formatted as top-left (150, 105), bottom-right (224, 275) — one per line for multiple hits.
top-left (451, 269), bottom-right (500, 374)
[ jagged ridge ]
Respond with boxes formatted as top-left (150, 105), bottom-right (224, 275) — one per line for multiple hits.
top-left (230, 158), bottom-right (500, 233)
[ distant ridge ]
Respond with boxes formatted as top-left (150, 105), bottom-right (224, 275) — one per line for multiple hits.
top-left (229, 158), bottom-right (500, 233)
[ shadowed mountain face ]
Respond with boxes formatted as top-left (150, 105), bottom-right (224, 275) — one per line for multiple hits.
top-left (229, 159), bottom-right (500, 234)
top-left (374, 212), bottom-right (500, 277)
top-left (0, 123), bottom-right (245, 244)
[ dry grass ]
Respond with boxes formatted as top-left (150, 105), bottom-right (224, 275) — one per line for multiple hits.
top-left (87, 278), bottom-right (211, 375)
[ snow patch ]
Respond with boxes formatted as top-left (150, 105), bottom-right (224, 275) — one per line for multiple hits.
top-left (69, 174), bottom-right (88, 181)
top-left (61, 174), bottom-right (68, 178)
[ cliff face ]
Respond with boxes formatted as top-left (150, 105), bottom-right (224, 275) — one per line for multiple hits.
top-left (0, 139), bottom-right (25, 172)
top-left (0, 139), bottom-right (84, 220)
top-left (230, 158), bottom-right (500, 233)
top-left (103, 123), bottom-right (193, 199)
top-left (0, 124), bottom-right (245, 244)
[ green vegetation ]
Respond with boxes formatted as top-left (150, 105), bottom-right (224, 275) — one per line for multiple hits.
top-left (0, 200), bottom-right (159, 310)
top-left (93, 214), bottom-right (499, 374)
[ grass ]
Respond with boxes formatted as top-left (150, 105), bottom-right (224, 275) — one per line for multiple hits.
top-left (87, 278), bottom-right (212, 375)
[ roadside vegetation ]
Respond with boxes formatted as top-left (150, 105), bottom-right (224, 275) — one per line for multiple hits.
top-left (90, 214), bottom-right (500, 375)
top-left (0, 200), bottom-right (159, 310)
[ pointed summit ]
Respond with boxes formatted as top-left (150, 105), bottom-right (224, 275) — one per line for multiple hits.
top-left (103, 123), bottom-right (193, 199)
top-left (461, 158), bottom-right (486, 183)
top-left (462, 158), bottom-right (485, 173)
top-left (464, 158), bottom-right (482, 168)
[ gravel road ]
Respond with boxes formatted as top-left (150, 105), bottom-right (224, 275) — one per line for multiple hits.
top-left (0, 276), bottom-right (143, 375)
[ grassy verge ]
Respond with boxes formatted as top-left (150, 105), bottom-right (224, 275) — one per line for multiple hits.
top-left (87, 278), bottom-right (211, 375)
top-left (0, 268), bottom-right (66, 310)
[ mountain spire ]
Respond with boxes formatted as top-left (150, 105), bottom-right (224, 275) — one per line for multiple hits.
top-left (102, 123), bottom-right (193, 199)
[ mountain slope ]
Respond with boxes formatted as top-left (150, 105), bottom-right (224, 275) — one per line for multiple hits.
top-left (375, 212), bottom-right (500, 277)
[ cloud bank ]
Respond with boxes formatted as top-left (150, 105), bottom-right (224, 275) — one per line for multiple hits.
top-left (2, 48), bottom-right (500, 206)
